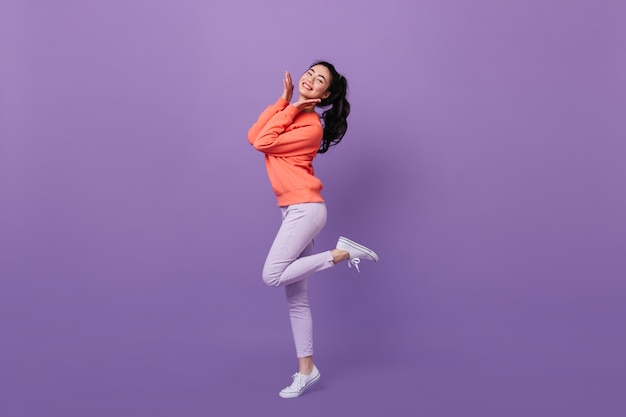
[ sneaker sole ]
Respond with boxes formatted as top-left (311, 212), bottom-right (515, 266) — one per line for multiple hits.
top-left (338, 237), bottom-right (379, 262)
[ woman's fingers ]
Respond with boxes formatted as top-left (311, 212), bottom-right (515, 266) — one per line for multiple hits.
top-left (293, 98), bottom-right (320, 109)
top-left (284, 72), bottom-right (290, 88)
top-left (282, 70), bottom-right (294, 102)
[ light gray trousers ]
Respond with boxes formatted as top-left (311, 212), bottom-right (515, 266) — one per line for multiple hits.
top-left (262, 203), bottom-right (334, 358)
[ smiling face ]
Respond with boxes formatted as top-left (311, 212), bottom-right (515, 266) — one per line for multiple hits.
top-left (298, 64), bottom-right (332, 101)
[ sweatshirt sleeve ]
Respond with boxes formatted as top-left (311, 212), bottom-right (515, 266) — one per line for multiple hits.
top-left (247, 97), bottom-right (290, 145)
top-left (249, 104), bottom-right (323, 157)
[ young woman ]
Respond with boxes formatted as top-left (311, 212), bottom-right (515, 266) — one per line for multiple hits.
top-left (247, 61), bottom-right (379, 398)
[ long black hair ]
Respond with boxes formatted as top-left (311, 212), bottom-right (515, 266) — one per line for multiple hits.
top-left (312, 61), bottom-right (351, 154)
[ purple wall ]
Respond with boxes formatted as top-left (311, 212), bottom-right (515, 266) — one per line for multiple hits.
top-left (1, 1), bottom-right (624, 416)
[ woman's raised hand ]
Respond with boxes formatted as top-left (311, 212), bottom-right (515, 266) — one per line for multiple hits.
top-left (292, 98), bottom-right (321, 110)
top-left (281, 71), bottom-right (294, 102)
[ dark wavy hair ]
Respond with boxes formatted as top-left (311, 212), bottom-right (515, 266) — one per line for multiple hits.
top-left (312, 61), bottom-right (351, 154)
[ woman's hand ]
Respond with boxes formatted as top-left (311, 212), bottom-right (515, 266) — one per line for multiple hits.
top-left (292, 98), bottom-right (321, 110)
top-left (281, 71), bottom-right (294, 102)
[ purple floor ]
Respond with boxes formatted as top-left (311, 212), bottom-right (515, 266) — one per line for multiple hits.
top-left (2, 265), bottom-right (623, 417)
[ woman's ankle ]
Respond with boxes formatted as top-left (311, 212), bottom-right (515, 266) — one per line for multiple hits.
top-left (331, 249), bottom-right (349, 264)
top-left (298, 356), bottom-right (314, 374)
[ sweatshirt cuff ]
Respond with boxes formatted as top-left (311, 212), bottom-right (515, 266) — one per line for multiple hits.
top-left (282, 104), bottom-right (301, 119)
top-left (275, 97), bottom-right (290, 109)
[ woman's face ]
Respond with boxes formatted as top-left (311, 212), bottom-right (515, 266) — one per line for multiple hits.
top-left (298, 65), bottom-right (332, 100)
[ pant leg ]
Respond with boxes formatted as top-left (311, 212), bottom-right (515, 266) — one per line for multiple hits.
top-left (285, 242), bottom-right (314, 358)
top-left (262, 203), bottom-right (334, 287)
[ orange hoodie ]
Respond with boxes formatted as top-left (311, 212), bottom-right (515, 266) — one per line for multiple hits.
top-left (248, 97), bottom-right (325, 206)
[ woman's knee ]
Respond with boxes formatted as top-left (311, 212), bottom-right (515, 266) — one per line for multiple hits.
top-left (262, 269), bottom-right (281, 286)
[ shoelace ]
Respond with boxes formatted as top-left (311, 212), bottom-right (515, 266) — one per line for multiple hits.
top-left (348, 257), bottom-right (361, 272)
top-left (288, 373), bottom-right (307, 392)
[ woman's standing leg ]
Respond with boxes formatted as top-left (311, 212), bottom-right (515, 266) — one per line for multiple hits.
top-left (285, 240), bottom-right (315, 373)
top-left (263, 203), bottom-right (328, 377)
top-left (278, 228), bottom-right (320, 398)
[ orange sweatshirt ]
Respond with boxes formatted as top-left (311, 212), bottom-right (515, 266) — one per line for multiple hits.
top-left (248, 97), bottom-right (324, 207)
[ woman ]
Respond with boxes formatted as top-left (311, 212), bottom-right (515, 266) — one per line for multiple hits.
top-left (247, 61), bottom-right (378, 398)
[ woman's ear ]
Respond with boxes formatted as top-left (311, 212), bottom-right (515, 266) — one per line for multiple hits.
top-left (322, 91), bottom-right (331, 99)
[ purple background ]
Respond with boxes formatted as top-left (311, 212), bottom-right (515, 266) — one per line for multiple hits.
top-left (1, 1), bottom-right (625, 416)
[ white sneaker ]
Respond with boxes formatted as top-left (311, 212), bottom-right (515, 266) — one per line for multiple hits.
top-left (336, 236), bottom-right (379, 272)
top-left (278, 366), bottom-right (321, 398)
